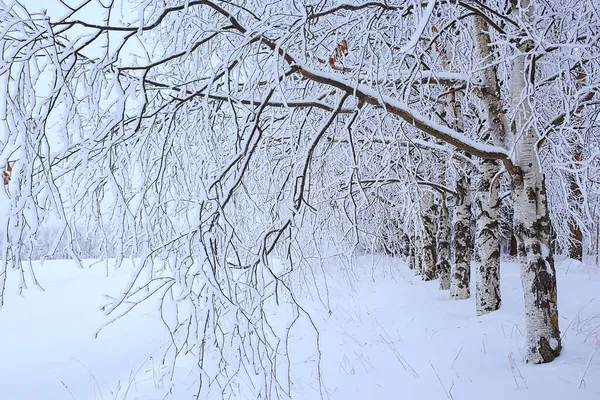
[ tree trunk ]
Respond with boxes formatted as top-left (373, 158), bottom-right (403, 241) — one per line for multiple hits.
top-left (509, 1), bottom-right (561, 362)
top-left (436, 169), bottom-right (451, 290)
top-left (414, 234), bottom-right (423, 275)
top-left (474, 158), bottom-right (501, 315)
top-left (510, 233), bottom-right (518, 257)
top-left (567, 63), bottom-right (587, 262)
top-left (512, 172), bottom-right (561, 363)
top-left (421, 190), bottom-right (437, 281)
top-left (567, 142), bottom-right (584, 262)
top-left (451, 170), bottom-right (471, 299)
top-left (472, 14), bottom-right (504, 315)
top-left (568, 217), bottom-right (583, 261)
top-left (409, 232), bottom-right (416, 270)
top-left (473, 8), bottom-right (561, 361)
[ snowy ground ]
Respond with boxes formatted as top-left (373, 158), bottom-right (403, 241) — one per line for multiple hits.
top-left (1, 256), bottom-right (599, 399)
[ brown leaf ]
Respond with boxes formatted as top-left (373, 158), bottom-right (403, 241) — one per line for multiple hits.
top-left (3, 162), bottom-right (11, 185)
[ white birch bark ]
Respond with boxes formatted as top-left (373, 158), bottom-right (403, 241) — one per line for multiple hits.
top-left (474, 158), bottom-right (501, 314)
top-left (430, 35), bottom-right (454, 289)
top-left (442, 71), bottom-right (471, 299)
top-left (414, 233), bottom-right (423, 275)
top-left (450, 170), bottom-right (471, 299)
top-left (567, 67), bottom-right (586, 262)
top-left (508, 0), bottom-right (561, 363)
top-left (421, 189), bottom-right (437, 281)
top-left (436, 169), bottom-right (451, 290)
top-left (472, 15), bottom-right (503, 315)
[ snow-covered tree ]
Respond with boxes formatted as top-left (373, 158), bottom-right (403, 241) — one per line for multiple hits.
top-left (3, 1), bottom-right (600, 396)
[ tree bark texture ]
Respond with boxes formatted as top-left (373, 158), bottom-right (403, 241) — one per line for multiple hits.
top-left (509, 2), bottom-right (562, 361)
top-left (434, 162), bottom-right (451, 290)
top-left (472, 15), bottom-right (505, 315)
top-left (451, 170), bottom-right (471, 300)
top-left (437, 192), bottom-right (451, 290)
top-left (421, 190), bottom-right (438, 281)
top-left (567, 144), bottom-right (584, 262)
top-left (414, 234), bottom-right (423, 275)
top-left (474, 158), bottom-right (501, 315)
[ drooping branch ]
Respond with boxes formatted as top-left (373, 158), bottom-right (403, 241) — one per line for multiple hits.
top-left (296, 66), bottom-right (510, 160)
top-left (130, 1), bottom-right (512, 163)
top-left (50, 0), bottom-right (513, 166)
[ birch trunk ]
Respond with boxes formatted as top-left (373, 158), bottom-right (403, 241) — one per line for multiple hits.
top-left (568, 170), bottom-right (584, 261)
top-left (566, 64), bottom-right (586, 261)
top-left (568, 218), bottom-right (583, 261)
top-left (511, 172), bottom-right (561, 363)
top-left (421, 190), bottom-right (437, 281)
top-left (472, 15), bottom-right (504, 315)
top-left (414, 234), bottom-right (423, 275)
top-left (450, 170), bottom-right (471, 299)
top-left (474, 158), bottom-right (501, 315)
top-left (409, 232), bottom-right (416, 270)
top-left (509, 0), bottom-right (561, 362)
top-left (443, 64), bottom-right (470, 298)
top-left (436, 171), bottom-right (451, 290)
top-left (568, 136), bottom-right (584, 261)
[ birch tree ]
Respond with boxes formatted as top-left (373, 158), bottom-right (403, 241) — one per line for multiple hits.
top-left (450, 166), bottom-right (471, 299)
top-left (419, 178), bottom-right (438, 280)
top-left (436, 162), bottom-right (451, 290)
top-left (472, 15), bottom-right (503, 315)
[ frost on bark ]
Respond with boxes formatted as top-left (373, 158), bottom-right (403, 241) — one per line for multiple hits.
top-left (509, 1), bottom-right (561, 362)
top-left (450, 170), bottom-right (471, 299)
top-left (436, 171), bottom-right (451, 290)
top-left (474, 158), bottom-right (501, 315)
top-left (420, 190), bottom-right (438, 281)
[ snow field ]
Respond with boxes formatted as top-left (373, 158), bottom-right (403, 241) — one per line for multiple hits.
top-left (0, 256), bottom-right (598, 399)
